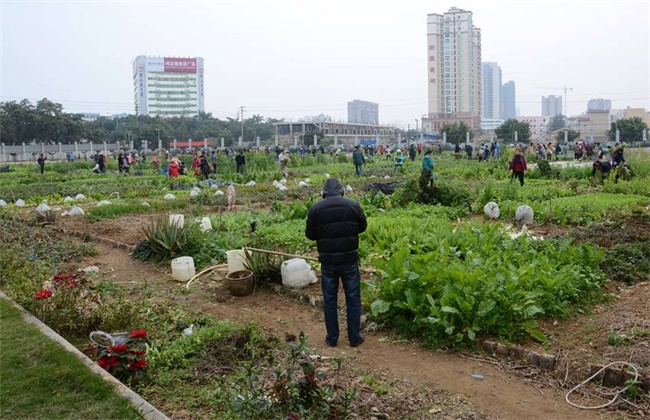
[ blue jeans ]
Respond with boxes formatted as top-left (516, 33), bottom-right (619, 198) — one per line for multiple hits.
top-left (321, 262), bottom-right (362, 345)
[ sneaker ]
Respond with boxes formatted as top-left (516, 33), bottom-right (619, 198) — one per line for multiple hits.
top-left (350, 337), bottom-right (364, 348)
top-left (326, 340), bottom-right (337, 347)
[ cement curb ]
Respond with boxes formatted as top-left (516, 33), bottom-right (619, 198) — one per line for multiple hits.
top-left (0, 291), bottom-right (169, 420)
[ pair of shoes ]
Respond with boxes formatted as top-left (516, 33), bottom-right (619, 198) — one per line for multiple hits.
top-left (350, 337), bottom-right (364, 348)
top-left (326, 340), bottom-right (337, 347)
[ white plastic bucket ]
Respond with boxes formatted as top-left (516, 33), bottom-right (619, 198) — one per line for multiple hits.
top-left (171, 256), bottom-right (195, 282)
top-left (226, 249), bottom-right (247, 273)
top-left (169, 214), bottom-right (185, 228)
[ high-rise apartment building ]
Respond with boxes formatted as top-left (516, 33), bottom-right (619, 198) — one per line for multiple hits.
top-left (424, 7), bottom-right (482, 132)
top-left (133, 56), bottom-right (205, 117)
top-left (481, 62), bottom-right (501, 119)
top-left (542, 95), bottom-right (562, 117)
top-left (347, 99), bottom-right (379, 125)
top-left (500, 81), bottom-right (516, 120)
top-left (587, 98), bottom-right (612, 111)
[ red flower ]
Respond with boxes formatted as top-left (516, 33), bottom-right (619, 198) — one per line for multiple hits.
top-left (108, 343), bottom-right (129, 353)
top-left (98, 355), bottom-right (119, 370)
top-left (130, 350), bottom-right (147, 357)
top-left (64, 280), bottom-right (80, 289)
top-left (34, 289), bottom-right (53, 299)
top-left (52, 273), bottom-right (75, 284)
top-left (130, 329), bottom-right (147, 339)
top-left (128, 358), bottom-right (147, 370)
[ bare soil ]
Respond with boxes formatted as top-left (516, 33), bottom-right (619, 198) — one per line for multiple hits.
top-left (51, 211), bottom-right (650, 419)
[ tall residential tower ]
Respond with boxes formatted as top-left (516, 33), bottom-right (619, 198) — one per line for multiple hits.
top-left (133, 56), bottom-right (205, 117)
top-left (542, 95), bottom-right (562, 117)
top-left (481, 62), bottom-right (501, 119)
top-left (500, 81), bottom-right (516, 119)
top-left (424, 7), bottom-right (482, 132)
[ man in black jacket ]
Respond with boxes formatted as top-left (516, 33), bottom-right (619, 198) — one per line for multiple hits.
top-left (306, 178), bottom-right (367, 348)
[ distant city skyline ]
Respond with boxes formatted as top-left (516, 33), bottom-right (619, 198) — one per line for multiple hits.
top-left (1, 1), bottom-right (648, 128)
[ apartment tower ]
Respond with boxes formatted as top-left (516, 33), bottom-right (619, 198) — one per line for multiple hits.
top-left (481, 62), bottom-right (501, 119)
top-left (424, 7), bottom-right (481, 132)
top-left (542, 95), bottom-right (562, 117)
top-left (500, 81), bottom-right (516, 120)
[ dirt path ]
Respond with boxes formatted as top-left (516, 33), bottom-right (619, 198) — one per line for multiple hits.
top-left (72, 241), bottom-right (614, 420)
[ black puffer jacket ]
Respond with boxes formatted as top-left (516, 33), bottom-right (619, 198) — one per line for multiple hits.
top-left (306, 179), bottom-right (367, 264)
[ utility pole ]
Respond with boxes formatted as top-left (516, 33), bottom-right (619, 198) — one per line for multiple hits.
top-left (562, 85), bottom-right (573, 120)
top-left (240, 106), bottom-right (245, 146)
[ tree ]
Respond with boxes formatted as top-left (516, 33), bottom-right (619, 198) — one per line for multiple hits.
top-left (555, 129), bottom-right (580, 142)
top-left (609, 117), bottom-right (648, 143)
top-left (549, 115), bottom-right (566, 131)
top-left (439, 122), bottom-right (472, 145)
top-left (495, 119), bottom-right (531, 144)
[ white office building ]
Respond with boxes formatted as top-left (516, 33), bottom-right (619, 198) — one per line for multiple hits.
top-left (133, 56), bottom-right (205, 117)
top-left (347, 100), bottom-right (379, 125)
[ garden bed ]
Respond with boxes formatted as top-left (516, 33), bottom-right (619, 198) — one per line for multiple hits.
top-left (1, 149), bottom-right (649, 418)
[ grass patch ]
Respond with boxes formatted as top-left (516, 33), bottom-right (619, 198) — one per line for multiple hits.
top-left (0, 299), bottom-right (140, 419)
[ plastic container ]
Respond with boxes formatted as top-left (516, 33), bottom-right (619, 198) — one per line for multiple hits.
top-left (171, 256), bottom-right (195, 282)
top-left (281, 258), bottom-right (318, 289)
top-left (169, 214), bottom-right (185, 228)
top-left (226, 249), bottom-right (247, 273)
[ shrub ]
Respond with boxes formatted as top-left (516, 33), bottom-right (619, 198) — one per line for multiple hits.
top-left (133, 217), bottom-right (204, 262)
top-left (97, 330), bottom-right (149, 383)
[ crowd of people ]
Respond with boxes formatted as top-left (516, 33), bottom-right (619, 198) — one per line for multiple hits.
top-left (38, 138), bottom-right (629, 190)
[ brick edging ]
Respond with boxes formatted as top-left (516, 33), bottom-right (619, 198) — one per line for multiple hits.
top-left (477, 339), bottom-right (650, 392)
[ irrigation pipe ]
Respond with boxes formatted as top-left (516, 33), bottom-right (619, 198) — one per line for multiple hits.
top-left (185, 248), bottom-right (318, 290)
top-left (185, 264), bottom-right (227, 290)
top-left (565, 361), bottom-right (639, 409)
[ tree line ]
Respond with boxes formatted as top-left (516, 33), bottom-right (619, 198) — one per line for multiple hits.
top-left (2, 98), bottom-right (647, 147)
top-left (439, 115), bottom-right (647, 145)
top-left (0, 98), bottom-right (284, 147)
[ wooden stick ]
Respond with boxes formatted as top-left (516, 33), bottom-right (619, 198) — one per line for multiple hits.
top-left (244, 247), bottom-right (319, 262)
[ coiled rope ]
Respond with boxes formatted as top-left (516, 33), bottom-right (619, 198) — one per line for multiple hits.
top-left (565, 361), bottom-right (640, 409)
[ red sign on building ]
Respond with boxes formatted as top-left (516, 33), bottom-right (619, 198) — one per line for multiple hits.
top-left (164, 58), bottom-right (197, 73)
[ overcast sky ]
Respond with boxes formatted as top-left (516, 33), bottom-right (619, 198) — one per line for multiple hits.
top-left (1, 0), bottom-right (649, 128)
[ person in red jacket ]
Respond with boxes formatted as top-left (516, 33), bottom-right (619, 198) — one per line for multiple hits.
top-left (509, 148), bottom-right (528, 186)
top-left (168, 157), bottom-right (181, 178)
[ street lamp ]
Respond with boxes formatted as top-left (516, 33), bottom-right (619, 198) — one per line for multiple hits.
top-left (240, 106), bottom-right (245, 146)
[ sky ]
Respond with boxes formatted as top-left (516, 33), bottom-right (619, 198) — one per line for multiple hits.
top-left (1, 0), bottom-right (649, 129)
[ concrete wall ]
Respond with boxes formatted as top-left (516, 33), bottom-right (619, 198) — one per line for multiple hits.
top-left (0, 142), bottom-right (145, 163)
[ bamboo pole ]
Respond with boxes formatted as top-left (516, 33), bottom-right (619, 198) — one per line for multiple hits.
top-left (243, 247), bottom-right (319, 262)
